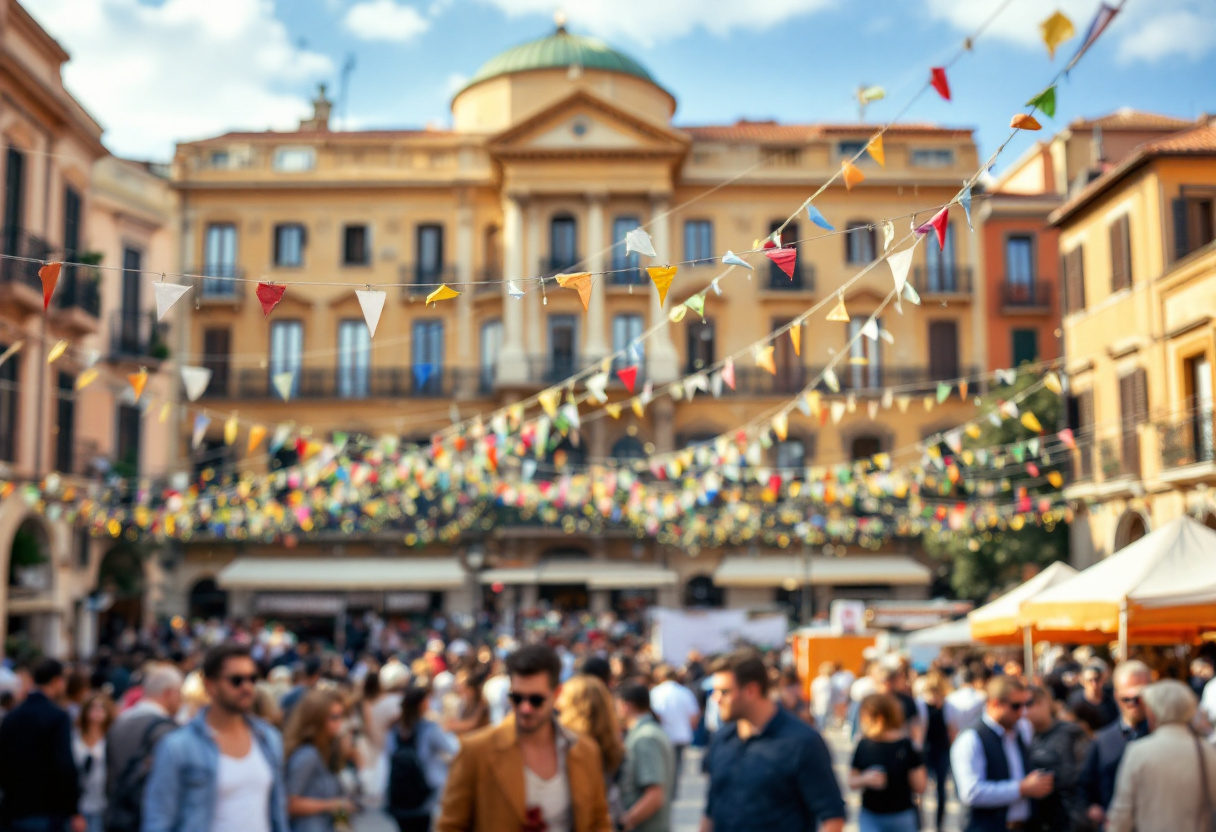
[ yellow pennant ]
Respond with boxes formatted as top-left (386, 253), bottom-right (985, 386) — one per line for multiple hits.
top-left (1021, 411), bottom-right (1043, 433)
top-left (74, 368), bottom-right (99, 390)
top-left (755, 345), bottom-right (776, 376)
top-left (47, 339), bottom-right (69, 364)
top-left (631, 399), bottom-right (645, 418)
top-left (555, 272), bottom-right (592, 311)
top-left (647, 266), bottom-right (677, 306)
top-left (923, 395), bottom-right (934, 411)
top-left (1047, 471), bottom-right (1064, 488)
top-left (605, 403), bottom-right (622, 420)
top-left (772, 412), bottom-right (788, 441)
top-left (668, 305), bottom-right (687, 323)
top-left (897, 396), bottom-right (911, 413)
top-left (159, 402), bottom-right (171, 423)
top-left (826, 294), bottom-right (850, 322)
top-left (965, 424), bottom-right (982, 440)
top-left (538, 389), bottom-right (560, 419)
top-left (842, 160), bottom-right (866, 190)
top-left (248, 424), bottom-right (267, 453)
top-left (224, 415), bottom-right (239, 446)
top-left (867, 134), bottom-right (885, 167)
top-left (128, 368), bottom-right (148, 401)
top-left (790, 324), bottom-right (801, 356)
top-left (1040, 10), bottom-right (1075, 60)
top-left (425, 284), bottom-right (460, 306)
top-left (1044, 372), bottom-right (1062, 394)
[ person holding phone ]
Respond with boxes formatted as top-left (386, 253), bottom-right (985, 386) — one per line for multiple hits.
top-left (848, 694), bottom-right (926, 832)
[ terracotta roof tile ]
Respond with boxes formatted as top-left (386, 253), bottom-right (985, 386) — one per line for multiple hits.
top-left (1069, 109), bottom-right (1195, 131)
top-left (677, 121), bottom-right (969, 143)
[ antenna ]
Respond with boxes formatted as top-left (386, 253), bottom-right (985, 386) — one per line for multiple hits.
top-left (338, 53), bottom-right (356, 131)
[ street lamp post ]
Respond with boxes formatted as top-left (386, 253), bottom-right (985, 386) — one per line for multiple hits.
top-left (465, 543), bottom-right (485, 629)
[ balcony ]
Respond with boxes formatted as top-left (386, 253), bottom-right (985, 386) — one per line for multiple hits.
top-left (1098, 437), bottom-right (1140, 480)
top-left (54, 264), bottom-right (101, 318)
top-left (212, 366), bottom-right (469, 400)
top-left (765, 261), bottom-right (815, 292)
top-left (730, 366), bottom-right (820, 396)
top-left (109, 311), bottom-right (169, 362)
top-left (198, 264), bottom-right (245, 302)
top-left (538, 255), bottom-right (582, 277)
top-left (838, 364), bottom-right (982, 394)
top-left (913, 266), bottom-right (973, 298)
top-left (401, 264), bottom-right (457, 301)
top-left (0, 227), bottom-right (54, 312)
top-left (1001, 278), bottom-right (1054, 314)
top-left (609, 266), bottom-right (646, 286)
top-left (1158, 407), bottom-right (1216, 481)
top-left (474, 266), bottom-right (502, 296)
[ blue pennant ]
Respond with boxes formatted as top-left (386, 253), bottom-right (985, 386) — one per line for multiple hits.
top-left (806, 204), bottom-right (835, 231)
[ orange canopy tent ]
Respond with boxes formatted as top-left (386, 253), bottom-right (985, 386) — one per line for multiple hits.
top-left (1018, 516), bottom-right (1216, 655)
top-left (969, 561), bottom-right (1078, 645)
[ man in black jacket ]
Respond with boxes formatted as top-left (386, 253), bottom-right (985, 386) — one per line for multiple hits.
top-left (1026, 685), bottom-right (1089, 832)
top-left (0, 658), bottom-right (83, 832)
top-left (1078, 660), bottom-right (1151, 829)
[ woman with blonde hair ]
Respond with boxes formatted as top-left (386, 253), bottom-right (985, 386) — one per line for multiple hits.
top-left (283, 689), bottom-right (357, 832)
top-left (556, 673), bottom-right (627, 822)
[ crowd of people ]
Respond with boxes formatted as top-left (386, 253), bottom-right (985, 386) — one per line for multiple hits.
top-left (0, 615), bottom-right (1215, 832)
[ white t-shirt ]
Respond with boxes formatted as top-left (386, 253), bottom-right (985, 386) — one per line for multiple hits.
top-left (650, 680), bottom-right (700, 746)
top-left (211, 744), bottom-right (274, 832)
top-left (483, 673), bottom-right (511, 726)
top-left (524, 754), bottom-right (571, 832)
top-left (810, 676), bottom-right (834, 715)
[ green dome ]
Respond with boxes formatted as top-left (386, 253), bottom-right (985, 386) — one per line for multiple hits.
top-left (464, 27), bottom-right (656, 89)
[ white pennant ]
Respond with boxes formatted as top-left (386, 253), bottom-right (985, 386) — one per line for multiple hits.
top-left (882, 221), bottom-right (895, 252)
top-left (830, 401), bottom-right (847, 424)
top-left (271, 423), bottom-right (293, 453)
top-left (507, 280), bottom-right (525, 299)
top-left (154, 282), bottom-right (192, 321)
top-left (273, 371), bottom-right (295, 401)
top-left (881, 389), bottom-right (894, 409)
top-left (683, 376), bottom-right (698, 402)
top-left (887, 247), bottom-right (915, 295)
top-left (82, 348), bottom-right (101, 369)
top-left (710, 372), bottom-right (724, 398)
top-left (861, 318), bottom-right (879, 341)
top-left (867, 400), bottom-right (879, 419)
top-left (561, 402), bottom-right (580, 431)
top-left (585, 372), bottom-right (609, 403)
top-left (356, 289), bottom-right (387, 338)
top-left (180, 365), bottom-right (213, 402)
top-left (624, 227), bottom-right (657, 259)
top-left (191, 414), bottom-right (210, 449)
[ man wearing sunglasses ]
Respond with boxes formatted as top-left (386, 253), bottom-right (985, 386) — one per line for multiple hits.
top-left (1078, 660), bottom-right (1151, 830)
top-left (437, 644), bottom-right (611, 832)
top-left (143, 643), bottom-right (289, 832)
top-left (951, 676), bottom-right (1055, 832)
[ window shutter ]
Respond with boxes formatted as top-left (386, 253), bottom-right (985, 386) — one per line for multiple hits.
top-left (1077, 389), bottom-right (1094, 478)
top-left (1132, 367), bottom-right (1149, 425)
top-left (1065, 245), bottom-right (1086, 313)
top-left (1109, 216), bottom-right (1130, 292)
top-left (203, 327), bottom-right (231, 396)
top-left (1173, 198), bottom-right (1190, 261)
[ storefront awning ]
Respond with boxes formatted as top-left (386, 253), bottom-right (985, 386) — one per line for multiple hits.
top-left (480, 560), bottom-right (678, 589)
top-left (713, 555), bottom-right (932, 588)
top-left (217, 557), bottom-right (467, 591)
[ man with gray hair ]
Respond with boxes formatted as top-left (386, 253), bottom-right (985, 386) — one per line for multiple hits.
top-left (105, 663), bottom-right (183, 832)
top-left (1106, 679), bottom-right (1216, 832)
top-left (1078, 660), bottom-right (1152, 829)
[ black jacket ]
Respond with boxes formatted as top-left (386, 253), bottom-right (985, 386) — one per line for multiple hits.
top-left (1078, 719), bottom-right (1147, 811)
top-left (0, 691), bottom-right (81, 821)
top-left (1028, 720), bottom-right (1090, 832)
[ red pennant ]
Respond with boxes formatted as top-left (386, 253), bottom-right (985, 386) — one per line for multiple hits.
top-left (917, 206), bottom-right (950, 250)
top-left (765, 247), bottom-right (797, 279)
top-left (617, 365), bottom-right (638, 394)
top-left (256, 282), bottom-right (286, 317)
top-left (930, 67), bottom-right (950, 101)
top-left (39, 262), bottom-right (61, 311)
top-left (295, 437), bottom-right (307, 458)
top-left (487, 445), bottom-right (498, 472)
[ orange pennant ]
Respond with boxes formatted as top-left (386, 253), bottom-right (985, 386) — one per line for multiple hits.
top-left (959, 380), bottom-right (969, 401)
top-left (790, 324), bottom-right (801, 356)
top-left (39, 262), bottom-right (61, 311)
top-left (842, 161), bottom-right (866, 190)
top-left (1010, 113), bottom-right (1043, 131)
top-left (128, 368), bottom-right (148, 402)
top-left (866, 135), bottom-right (885, 167)
top-left (247, 424), bottom-right (267, 454)
top-left (647, 266), bottom-right (677, 306)
top-left (755, 345), bottom-right (776, 376)
top-left (555, 272), bottom-right (593, 311)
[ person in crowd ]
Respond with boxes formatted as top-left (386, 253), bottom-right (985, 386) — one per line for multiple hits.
top-left (848, 693), bottom-right (926, 832)
top-left (283, 689), bottom-right (358, 832)
top-left (1025, 685), bottom-right (1089, 832)
top-left (701, 650), bottom-right (846, 832)
top-left (916, 672), bottom-right (953, 832)
top-left (578, 656), bottom-right (612, 689)
top-left (1188, 657), bottom-right (1213, 698)
top-left (811, 662), bottom-right (836, 729)
top-left (481, 657), bottom-right (512, 727)
top-left (1201, 665), bottom-right (1216, 730)
top-left (443, 668), bottom-right (489, 736)
top-left (1068, 661), bottom-right (1119, 733)
top-left (615, 683), bottom-right (675, 832)
top-left (142, 643), bottom-right (289, 832)
top-left (104, 664), bottom-right (182, 832)
top-left (649, 664), bottom-right (700, 794)
top-left (254, 685), bottom-right (285, 728)
top-left (73, 693), bottom-right (115, 832)
top-left (1078, 660), bottom-right (1152, 829)
top-left (950, 675), bottom-right (1055, 832)
top-left (1106, 679), bottom-right (1216, 832)
top-left (875, 660), bottom-right (922, 747)
top-left (945, 662), bottom-right (990, 741)
top-left (777, 667), bottom-right (811, 724)
top-left (436, 644), bottom-right (611, 832)
top-left (556, 673), bottom-right (626, 810)
top-left (281, 657), bottom-right (324, 720)
top-left (830, 663), bottom-right (855, 728)
top-left (386, 684), bottom-right (460, 832)
top-left (0, 658), bottom-right (84, 832)
top-left (370, 662), bottom-right (411, 756)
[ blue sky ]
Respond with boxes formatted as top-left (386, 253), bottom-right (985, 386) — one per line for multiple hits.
top-left (23, 0), bottom-right (1216, 171)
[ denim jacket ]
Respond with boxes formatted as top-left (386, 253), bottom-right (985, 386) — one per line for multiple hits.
top-left (141, 709), bottom-right (289, 832)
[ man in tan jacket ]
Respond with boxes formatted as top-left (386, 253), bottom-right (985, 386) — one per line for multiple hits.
top-left (1107, 679), bottom-right (1216, 832)
top-left (436, 644), bottom-right (611, 832)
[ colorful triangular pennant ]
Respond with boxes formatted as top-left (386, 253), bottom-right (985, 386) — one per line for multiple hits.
top-left (356, 289), bottom-right (387, 338)
top-left (647, 266), bottom-right (677, 306)
top-left (39, 263), bottom-right (61, 311)
top-left (181, 366), bottom-right (212, 402)
top-left (555, 272), bottom-right (592, 311)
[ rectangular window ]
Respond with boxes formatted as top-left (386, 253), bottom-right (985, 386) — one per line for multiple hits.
top-left (1006, 235), bottom-right (1035, 286)
top-left (117, 247), bottom-right (143, 355)
top-left (1076, 389), bottom-right (1095, 480)
top-left (928, 321), bottom-right (959, 381)
top-left (343, 224), bottom-right (370, 266)
top-left (612, 313), bottom-right (644, 370)
top-left (684, 220), bottom-right (713, 264)
top-left (116, 404), bottom-right (141, 478)
top-left (1118, 369), bottom-right (1148, 476)
top-left (612, 216), bottom-right (642, 283)
top-left (925, 226), bottom-right (957, 291)
top-left (269, 320), bottom-right (304, 398)
top-left (1011, 329), bottom-right (1039, 366)
top-left (910, 148), bottom-right (955, 167)
top-left (1063, 245), bottom-right (1086, 313)
top-left (845, 222), bottom-right (876, 264)
top-left (837, 140), bottom-right (868, 160)
top-left (1109, 214), bottom-right (1132, 292)
top-left (848, 319), bottom-right (882, 389)
top-left (203, 223), bottom-right (238, 295)
top-left (0, 341), bottom-right (18, 461)
top-left (56, 371), bottom-right (75, 474)
top-left (274, 223), bottom-right (306, 267)
top-left (686, 319), bottom-right (715, 373)
top-left (772, 317), bottom-right (804, 393)
top-left (548, 315), bottom-right (579, 382)
top-left (63, 186), bottom-right (81, 257)
top-left (1173, 195), bottom-right (1216, 261)
top-left (337, 320), bottom-right (370, 398)
top-left (775, 439), bottom-right (806, 470)
top-left (412, 320), bottom-right (444, 395)
top-left (416, 224), bottom-right (444, 280)
top-left (480, 319), bottom-right (502, 391)
top-left (272, 147), bottom-right (315, 172)
top-left (209, 150), bottom-right (230, 168)
top-left (3, 147), bottom-right (25, 258)
top-left (202, 327), bottom-right (231, 398)
top-left (550, 216), bottom-right (578, 271)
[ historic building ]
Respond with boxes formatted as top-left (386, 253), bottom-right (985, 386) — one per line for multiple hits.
top-left (1051, 117), bottom-right (1216, 566)
top-left (0, 0), bottom-right (176, 658)
top-left (165, 24), bottom-right (991, 630)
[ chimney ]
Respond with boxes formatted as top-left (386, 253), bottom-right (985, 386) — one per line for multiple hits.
top-left (299, 84), bottom-right (333, 132)
top-left (1090, 124), bottom-right (1106, 166)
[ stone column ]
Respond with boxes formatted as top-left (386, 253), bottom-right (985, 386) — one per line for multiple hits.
top-left (455, 196), bottom-right (476, 397)
top-left (525, 201), bottom-right (544, 363)
top-left (584, 193), bottom-right (608, 360)
top-left (647, 194), bottom-right (680, 383)
top-left (653, 397), bottom-right (676, 452)
top-left (496, 194), bottom-right (528, 385)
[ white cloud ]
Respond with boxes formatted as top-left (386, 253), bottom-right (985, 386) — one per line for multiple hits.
top-left (23, 0), bottom-right (332, 160)
top-left (343, 0), bottom-right (430, 42)
top-left (921, 0), bottom-right (1216, 64)
top-left (445, 72), bottom-right (469, 95)
top-left (476, 0), bottom-right (839, 46)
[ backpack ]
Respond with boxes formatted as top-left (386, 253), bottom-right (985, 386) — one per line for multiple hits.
top-left (387, 724), bottom-right (433, 816)
top-left (104, 716), bottom-right (174, 832)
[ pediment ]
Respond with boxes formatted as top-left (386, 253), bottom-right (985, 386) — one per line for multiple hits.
top-left (489, 89), bottom-right (689, 159)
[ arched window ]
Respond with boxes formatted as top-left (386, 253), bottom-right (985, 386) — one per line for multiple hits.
top-left (611, 435), bottom-right (647, 460)
top-left (189, 578), bottom-right (229, 620)
top-left (851, 435), bottom-right (883, 461)
top-left (1114, 511), bottom-right (1148, 551)
top-left (685, 575), bottom-right (724, 608)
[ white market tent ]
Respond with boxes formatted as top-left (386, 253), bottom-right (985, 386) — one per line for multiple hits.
top-left (968, 560), bottom-right (1079, 644)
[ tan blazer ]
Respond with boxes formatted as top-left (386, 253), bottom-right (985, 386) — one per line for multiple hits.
top-left (435, 714), bottom-right (612, 832)
top-left (1107, 723), bottom-right (1216, 832)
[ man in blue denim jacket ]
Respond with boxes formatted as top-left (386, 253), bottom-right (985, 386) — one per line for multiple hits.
top-left (142, 643), bottom-right (289, 832)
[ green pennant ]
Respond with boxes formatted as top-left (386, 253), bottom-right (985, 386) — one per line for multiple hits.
top-left (936, 383), bottom-right (952, 404)
top-left (684, 293), bottom-right (706, 319)
top-left (1027, 86), bottom-right (1057, 119)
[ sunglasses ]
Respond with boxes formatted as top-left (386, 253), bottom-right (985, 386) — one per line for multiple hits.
top-left (225, 674), bottom-right (258, 688)
top-left (1006, 701), bottom-right (1029, 710)
top-left (1118, 695), bottom-right (1141, 706)
top-left (509, 692), bottom-right (548, 709)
